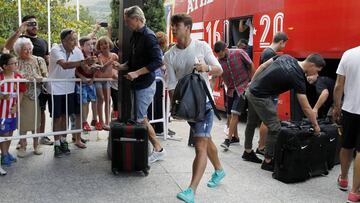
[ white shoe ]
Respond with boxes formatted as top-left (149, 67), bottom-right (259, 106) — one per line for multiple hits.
top-left (148, 148), bottom-right (166, 164)
top-left (0, 166), bottom-right (7, 176)
top-left (17, 148), bottom-right (27, 158)
top-left (33, 146), bottom-right (43, 155)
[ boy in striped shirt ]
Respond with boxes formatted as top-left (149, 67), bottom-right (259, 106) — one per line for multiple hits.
top-left (0, 53), bottom-right (26, 174)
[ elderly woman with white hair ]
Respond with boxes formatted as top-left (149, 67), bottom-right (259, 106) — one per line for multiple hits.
top-left (14, 37), bottom-right (47, 157)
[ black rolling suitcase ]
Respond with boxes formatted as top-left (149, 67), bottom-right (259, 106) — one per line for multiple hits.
top-left (308, 134), bottom-right (329, 177)
top-left (299, 119), bottom-right (340, 169)
top-left (273, 127), bottom-right (312, 183)
top-left (319, 123), bottom-right (340, 169)
top-left (110, 121), bottom-right (150, 175)
top-left (109, 70), bottom-right (150, 176)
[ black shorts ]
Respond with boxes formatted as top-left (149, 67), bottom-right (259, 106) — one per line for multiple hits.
top-left (48, 93), bottom-right (80, 118)
top-left (38, 92), bottom-right (51, 112)
top-left (226, 91), bottom-right (246, 115)
top-left (342, 110), bottom-right (360, 152)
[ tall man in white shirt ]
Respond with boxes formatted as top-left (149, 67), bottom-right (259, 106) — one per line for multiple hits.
top-left (333, 46), bottom-right (360, 203)
top-left (164, 13), bottom-right (225, 203)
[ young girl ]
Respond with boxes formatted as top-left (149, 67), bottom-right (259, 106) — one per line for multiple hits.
top-left (0, 54), bottom-right (26, 175)
top-left (94, 36), bottom-right (119, 130)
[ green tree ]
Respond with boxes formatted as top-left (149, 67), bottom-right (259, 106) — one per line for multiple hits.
top-left (110, 0), bottom-right (120, 39)
top-left (0, 0), bottom-right (95, 47)
top-left (143, 0), bottom-right (166, 33)
top-left (110, 0), bottom-right (166, 39)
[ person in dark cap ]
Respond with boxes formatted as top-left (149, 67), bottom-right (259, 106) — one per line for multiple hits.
top-left (47, 29), bottom-right (95, 157)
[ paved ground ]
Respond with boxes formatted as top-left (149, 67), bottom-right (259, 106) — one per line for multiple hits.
top-left (0, 115), bottom-right (351, 203)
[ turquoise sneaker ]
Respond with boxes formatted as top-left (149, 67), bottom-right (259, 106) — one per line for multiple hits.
top-left (207, 169), bottom-right (226, 188)
top-left (176, 187), bottom-right (195, 203)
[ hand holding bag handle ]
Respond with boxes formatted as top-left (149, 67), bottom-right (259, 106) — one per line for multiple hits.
top-left (193, 69), bottom-right (221, 120)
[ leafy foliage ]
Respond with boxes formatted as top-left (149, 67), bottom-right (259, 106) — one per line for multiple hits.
top-left (0, 0), bottom-right (95, 46)
top-left (143, 0), bottom-right (166, 33)
top-left (110, 0), bottom-right (166, 39)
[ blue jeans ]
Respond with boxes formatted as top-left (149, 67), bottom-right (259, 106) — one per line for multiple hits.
top-left (135, 81), bottom-right (156, 123)
top-left (188, 102), bottom-right (214, 138)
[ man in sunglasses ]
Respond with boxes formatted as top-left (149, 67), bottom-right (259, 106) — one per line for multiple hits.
top-left (5, 15), bottom-right (53, 146)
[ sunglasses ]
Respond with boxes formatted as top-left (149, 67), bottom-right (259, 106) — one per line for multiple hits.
top-left (27, 21), bottom-right (37, 27)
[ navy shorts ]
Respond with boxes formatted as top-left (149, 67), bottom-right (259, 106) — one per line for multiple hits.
top-left (48, 93), bottom-right (80, 118)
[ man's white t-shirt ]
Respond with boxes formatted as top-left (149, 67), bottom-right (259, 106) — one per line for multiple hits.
top-left (164, 40), bottom-right (222, 95)
top-left (336, 46), bottom-right (360, 114)
top-left (48, 44), bottom-right (84, 95)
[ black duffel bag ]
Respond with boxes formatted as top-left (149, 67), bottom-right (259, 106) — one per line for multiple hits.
top-left (171, 70), bottom-right (221, 122)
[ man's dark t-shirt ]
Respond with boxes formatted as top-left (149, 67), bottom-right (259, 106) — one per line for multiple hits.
top-left (259, 47), bottom-right (276, 65)
top-left (314, 76), bottom-right (335, 117)
top-left (21, 35), bottom-right (48, 58)
top-left (250, 55), bottom-right (306, 98)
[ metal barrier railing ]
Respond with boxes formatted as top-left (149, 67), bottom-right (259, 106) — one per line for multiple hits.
top-left (0, 77), bottom-right (169, 143)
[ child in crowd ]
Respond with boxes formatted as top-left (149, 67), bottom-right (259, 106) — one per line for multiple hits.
top-left (0, 54), bottom-right (26, 174)
top-left (94, 36), bottom-right (119, 130)
top-left (77, 37), bottom-right (102, 132)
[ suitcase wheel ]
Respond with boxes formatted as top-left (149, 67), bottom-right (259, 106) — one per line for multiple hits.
top-left (112, 168), bottom-right (119, 175)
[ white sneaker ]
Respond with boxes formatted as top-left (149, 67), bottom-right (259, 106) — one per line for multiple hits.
top-left (148, 148), bottom-right (166, 164)
top-left (33, 146), bottom-right (43, 155)
top-left (17, 148), bottom-right (27, 158)
top-left (0, 166), bottom-right (7, 176)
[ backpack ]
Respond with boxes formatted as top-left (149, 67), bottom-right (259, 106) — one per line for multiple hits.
top-left (171, 70), bottom-right (221, 122)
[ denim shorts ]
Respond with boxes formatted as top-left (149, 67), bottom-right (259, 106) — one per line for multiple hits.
top-left (188, 102), bottom-right (214, 138)
top-left (0, 118), bottom-right (17, 134)
top-left (135, 81), bottom-right (156, 122)
top-left (95, 81), bottom-right (111, 89)
top-left (76, 84), bottom-right (96, 104)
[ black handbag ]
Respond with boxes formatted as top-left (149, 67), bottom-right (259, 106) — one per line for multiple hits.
top-left (171, 70), bottom-right (221, 122)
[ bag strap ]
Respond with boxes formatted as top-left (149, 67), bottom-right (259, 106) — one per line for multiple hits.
top-left (199, 76), bottom-right (221, 120)
top-left (226, 52), bottom-right (250, 95)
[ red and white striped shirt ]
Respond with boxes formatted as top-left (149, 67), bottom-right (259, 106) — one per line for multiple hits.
top-left (0, 72), bottom-right (26, 119)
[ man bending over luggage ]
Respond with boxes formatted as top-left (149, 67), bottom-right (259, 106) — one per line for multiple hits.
top-left (306, 74), bottom-right (335, 119)
top-left (123, 6), bottom-right (166, 164)
top-left (164, 13), bottom-right (225, 203)
top-left (245, 53), bottom-right (325, 172)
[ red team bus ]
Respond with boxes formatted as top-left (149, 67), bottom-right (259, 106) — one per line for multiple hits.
top-left (164, 0), bottom-right (360, 121)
